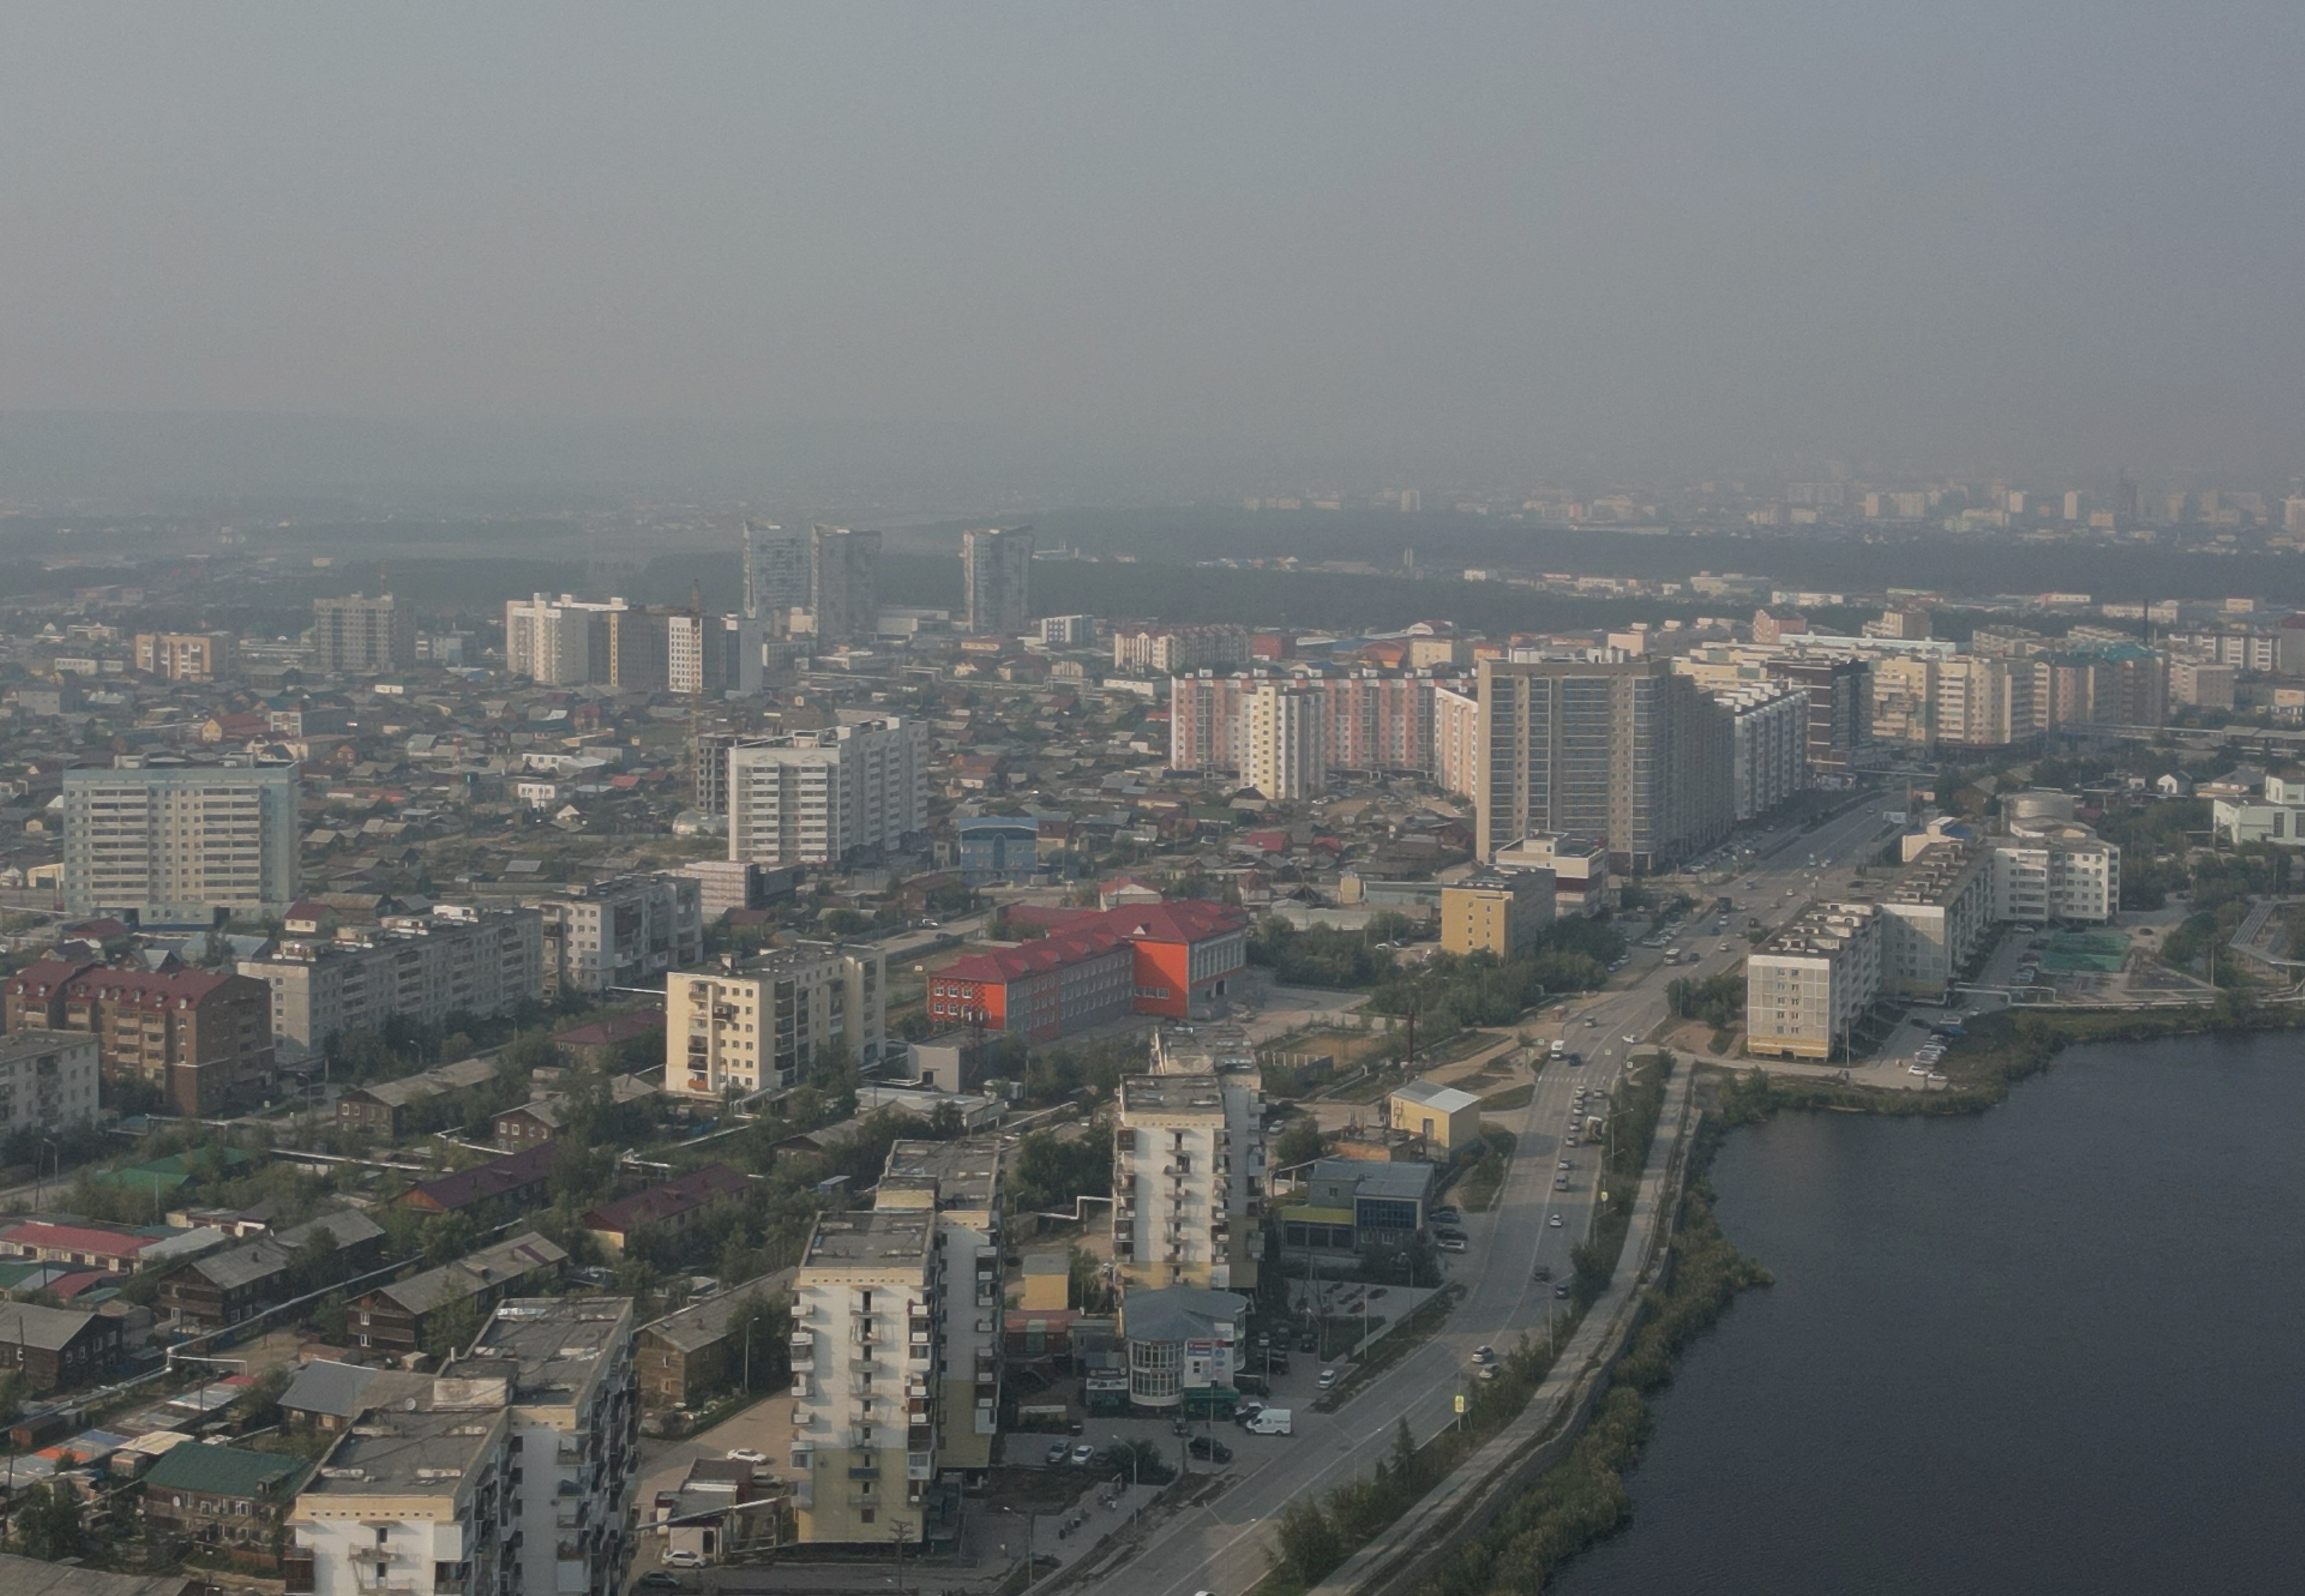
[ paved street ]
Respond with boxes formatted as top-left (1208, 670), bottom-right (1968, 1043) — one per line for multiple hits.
top-left (1086, 798), bottom-right (1901, 1596)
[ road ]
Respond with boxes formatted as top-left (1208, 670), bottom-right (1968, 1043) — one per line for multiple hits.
top-left (1091, 798), bottom-right (1901, 1596)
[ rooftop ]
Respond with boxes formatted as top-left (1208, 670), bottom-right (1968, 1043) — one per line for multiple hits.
top-left (448, 1296), bottom-right (633, 1404)
top-left (876, 1138), bottom-right (1001, 1214)
top-left (799, 1209), bottom-right (932, 1273)
top-left (1390, 1078), bottom-right (1482, 1115)
top-left (294, 1407), bottom-right (504, 1501)
top-left (1119, 1074), bottom-right (1230, 1116)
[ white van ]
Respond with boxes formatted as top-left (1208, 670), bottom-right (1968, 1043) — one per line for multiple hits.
top-left (1550, 1039), bottom-right (1566, 1058)
top-left (1244, 1407), bottom-right (1293, 1435)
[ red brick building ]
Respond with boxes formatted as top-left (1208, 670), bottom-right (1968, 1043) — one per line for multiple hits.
top-left (927, 900), bottom-right (1247, 1043)
top-left (3, 958), bottom-right (274, 1115)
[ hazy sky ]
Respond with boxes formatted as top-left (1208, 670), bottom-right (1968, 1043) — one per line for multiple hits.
top-left (3, 3), bottom-right (2301, 491)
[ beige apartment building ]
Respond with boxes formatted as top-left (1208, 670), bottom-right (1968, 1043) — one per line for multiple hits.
top-left (1439, 867), bottom-right (1557, 957)
top-left (134, 631), bottom-right (235, 682)
top-left (1236, 680), bottom-right (1327, 800)
top-left (1876, 840), bottom-right (1994, 997)
top-left (1746, 903), bottom-right (1883, 1061)
top-left (788, 1209), bottom-right (937, 1545)
top-left (666, 941), bottom-right (886, 1100)
top-left (1114, 1070), bottom-right (1264, 1293)
top-left (874, 1140), bottom-right (1003, 1477)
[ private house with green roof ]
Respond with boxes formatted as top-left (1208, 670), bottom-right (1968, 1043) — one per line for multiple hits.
top-left (143, 1442), bottom-right (312, 1563)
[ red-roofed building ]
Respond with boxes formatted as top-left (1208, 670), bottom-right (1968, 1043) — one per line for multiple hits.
top-left (0, 1220), bottom-right (163, 1274)
top-left (927, 900), bottom-right (1247, 1042)
top-left (2, 958), bottom-right (274, 1115)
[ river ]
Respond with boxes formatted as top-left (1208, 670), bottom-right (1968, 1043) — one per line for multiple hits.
top-left (1552, 1032), bottom-right (2305, 1595)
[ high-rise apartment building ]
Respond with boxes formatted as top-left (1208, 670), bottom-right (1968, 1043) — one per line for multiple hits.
top-left (0, 1032), bottom-right (101, 1138)
top-left (1870, 654), bottom-right (1938, 747)
top-left (531, 874), bottom-right (704, 996)
top-left (809, 526), bottom-right (882, 642)
top-left (787, 1209), bottom-right (939, 1545)
top-left (504, 594), bottom-right (621, 685)
top-left (665, 941), bottom-right (886, 1098)
top-left (134, 631), bottom-right (236, 682)
top-left (1169, 670), bottom-right (1450, 779)
top-left (1875, 839), bottom-right (1994, 997)
top-left (1236, 680), bottom-right (1327, 800)
top-left (1710, 682), bottom-right (1809, 821)
top-left (1934, 655), bottom-right (2029, 748)
top-left (63, 759), bottom-right (300, 925)
top-left (1473, 656), bottom-right (1733, 870)
top-left (239, 906), bottom-right (544, 1058)
top-left (1433, 682), bottom-right (1479, 799)
top-left (874, 1139), bottom-right (1004, 1477)
top-left (726, 719), bottom-right (927, 866)
top-left (1763, 655), bottom-right (1873, 775)
top-left (311, 593), bottom-right (417, 675)
top-left (961, 526), bottom-right (1034, 636)
top-left (447, 1297), bottom-right (638, 1596)
top-left (1114, 1063), bottom-right (1264, 1293)
top-left (743, 520), bottom-right (811, 622)
top-left (1038, 614), bottom-right (1098, 646)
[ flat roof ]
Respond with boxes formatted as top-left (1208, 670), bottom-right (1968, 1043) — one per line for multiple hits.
top-left (800, 1209), bottom-right (932, 1271)
top-left (1119, 1074), bottom-right (1229, 1114)
top-left (878, 1138), bottom-right (1001, 1212)
top-left (297, 1408), bottom-right (503, 1501)
top-left (449, 1296), bottom-right (632, 1404)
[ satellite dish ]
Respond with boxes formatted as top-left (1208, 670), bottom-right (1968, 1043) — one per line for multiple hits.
top-left (404, 1397), bottom-right (418, 1411)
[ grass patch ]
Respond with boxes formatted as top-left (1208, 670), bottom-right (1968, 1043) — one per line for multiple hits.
top-left (1480, 1083), bottom-right (1534, 1110)
top-left (1453, 1127), bottom-right (1517, 1211)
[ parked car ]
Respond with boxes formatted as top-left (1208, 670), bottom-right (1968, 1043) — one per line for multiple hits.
top-left (1317, 1368), bottom-right (1339, 1389)
top-left (1532, 1264), bottom-right (1552, 1282)
top-left (1046, 1441), bottom-right (1071, 1466)
top-left (1473, 1345), bottom-right (1496, 1363)
top-left (1070, 1444), bottom-right (1096, 1466)
top-left (638, 1574), bottom-right (684, 1590)
top-left (1188, 1436), bottom-right (1234, 1463)
top-left (1477, 1364), bottom-right (1501, 1381)
top-left (1437, 1236), bottom-right (1467, 1253)
top-left (1553, 1283), bottom-right (1572, 1298)
top-left (663, 1551), bottom-right (706, 1570)
top-left (724, 1448), bottom-right (768, 1465)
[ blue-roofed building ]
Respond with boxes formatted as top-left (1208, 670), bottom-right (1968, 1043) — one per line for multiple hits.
top-left (956, 815), bottom-right (1043, 886)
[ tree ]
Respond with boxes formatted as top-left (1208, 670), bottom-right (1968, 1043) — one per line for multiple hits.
top-left (1271, 1116), bottom-right (1324, 1174)
top-left (1273, 1497), bottom-right (1341, 1584)
top-left (13, 1481), bottom-right (82, 1560)
top-left (424, 1293), bottom-right (487, 1362)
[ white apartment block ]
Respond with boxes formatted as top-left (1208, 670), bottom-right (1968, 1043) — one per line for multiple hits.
top-left (1114, 1070), bottom-right (1264, 1293)
top-left (726, 719), bottom-right (927, 866)
top-left (288, 1403), bottom-right (511, 1596)
top-left (787, 1209), bottom-right (938, 1545)
top-left (666, 941), bottom-right (886, 1099)
top-left (1112, 624), bottom-right (1250, 676)
top-left (1433, 681), bottom-right (1479, 799)
top-left (0, 1033), bottom-right (101, 1137)
top-left (1038, 614), bottom-right (1098, 646)
top-left (1746, 903), bottom-right (1883, 1061)
top-left (447, 1298), bottom-right (638, 1596)
top-left (240, 907), bottom-right (544, 1058)
top-left (1236, 680), bottom-right (1327, 800)
top-left (1711, 682), bottom-right (1808, 820)
top-left (533, 874), bottom-right (704, 996)
top-left (504, 594), bottom-right (622, 685)
top-left (1992, 819), bottom-right (2120, 921)
top-left (1876, 841), bottom-right (1994, 997)
top-left (875, 1140), bottom-right (1003, 1477)
top-left (63, 759), bottom-right (301, 925)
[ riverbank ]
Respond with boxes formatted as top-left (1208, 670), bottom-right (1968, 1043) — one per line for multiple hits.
top-left (1544, 1031), bottom-right (2305, 1593)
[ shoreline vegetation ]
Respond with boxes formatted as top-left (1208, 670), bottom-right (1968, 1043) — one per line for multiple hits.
top-left (1358, 999), bottom-right (2291, 1595)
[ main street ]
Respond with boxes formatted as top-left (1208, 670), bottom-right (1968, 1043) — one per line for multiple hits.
top-left (1092, 797), bottom-right (1900, 1596)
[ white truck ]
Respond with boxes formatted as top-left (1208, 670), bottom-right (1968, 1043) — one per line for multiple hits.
top-left (1243, 1407), bottom-right (1293, 1436)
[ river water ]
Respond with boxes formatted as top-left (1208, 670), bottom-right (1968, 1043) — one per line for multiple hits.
top-left (1553, 1032), bottom-right (2305, 1595)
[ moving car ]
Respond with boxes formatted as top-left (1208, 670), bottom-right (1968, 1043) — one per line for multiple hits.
top-left (1188, 1435), bottom-right (1234, 1463)
top-left (1477, 1364), bottom-right (1501, 1381)
top-left (1317, 1368), bottom-right (1339, 1389)
top-left (1548, 1214), bottom-right (1564, 1228)
top-left (1244, 1408), bottom-right (1293, 1435)
top-left (1532, 1264), bottom-right (1552, 1282)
